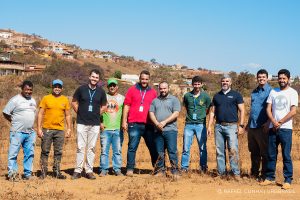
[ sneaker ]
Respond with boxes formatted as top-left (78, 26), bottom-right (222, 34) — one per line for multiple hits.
top-left (86, 172), bottom-right (96, 180)
top-left (172, 173), bottom-right (181, 180)
top-left (282, 182), bottom-right (292, 190)
top-left (154, 171), bottom-right (166, 177)
top-left (23, 175), bottom-right (35, 180)
top-left (181, 169), bottom-right (188, 174)
top-left (71, 172), bottom-right (82, 180)
top-left (260, 179), bottom-right (275, 186)
top-left (232, 175), bottom-right (242, 182)
top-left (99, 171), bottom-right (107, 177)
top-left (7, 173), bottom-right (19, 182)
top-left (115, 171), bottom-right (124, 176)
top-left (126, 170), bottom-right (134, 177)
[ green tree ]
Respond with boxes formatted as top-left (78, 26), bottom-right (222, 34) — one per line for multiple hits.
top-left (150, 58), bottom-right (156, 63)
top-left (113, 70), bottom-right (122, 79)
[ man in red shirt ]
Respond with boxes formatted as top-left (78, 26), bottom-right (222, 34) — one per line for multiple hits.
top-left (122, 70), bottom-right (158, 176)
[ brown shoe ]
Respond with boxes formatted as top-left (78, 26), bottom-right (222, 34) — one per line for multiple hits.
top-left (86, 172), bottom-right (96, 180)
top-left (260, 179), bottom-right (275, 186)
top-left (282, 183), bottom-right (292, 190)
top-left (71, 172), bottom-right (82, 180)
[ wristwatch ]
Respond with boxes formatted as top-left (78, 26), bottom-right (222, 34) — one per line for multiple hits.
top-left (239, 124), bottom-right (244, 128)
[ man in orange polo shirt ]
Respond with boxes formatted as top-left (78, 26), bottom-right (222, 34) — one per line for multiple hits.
top-left (37, 79), bottom-right (71, 179)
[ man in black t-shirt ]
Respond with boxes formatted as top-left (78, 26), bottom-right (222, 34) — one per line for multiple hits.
top-left (207, 75), bottom-right (245, 180)
top-left (71, 69), bottom-right (107, 180)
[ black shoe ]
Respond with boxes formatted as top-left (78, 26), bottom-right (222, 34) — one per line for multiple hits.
top-left (86, 173), bottom-right (96, 180)
top-left (53, 172), bottom-right (67, 179)
top-left (71, 172), bottom-right (82, 180)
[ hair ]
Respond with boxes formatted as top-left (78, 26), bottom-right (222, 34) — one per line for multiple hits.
top-left (140, 70), bottom-right (150, 77)
top-left (159, 81), bottom-right (169, 88)
top-left (21, 80), bottom-right (33, 89)
top-left (278, 69), bottom-right (290, 79)
top-left (257, 69), bottom-right (268, 78)
top-left (192, 76), bottom-right (203, 84)
top-left (89, 69), bottom-right (101, 76)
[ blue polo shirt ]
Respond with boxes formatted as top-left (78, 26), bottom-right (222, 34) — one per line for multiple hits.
top-left (249, 83), bottom-right (272, 128)
top-left (212, 89), bottom-right (244, 123)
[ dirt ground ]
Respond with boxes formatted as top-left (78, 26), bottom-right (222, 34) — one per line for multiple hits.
top-left (1, 113), bottom-right (300, 199)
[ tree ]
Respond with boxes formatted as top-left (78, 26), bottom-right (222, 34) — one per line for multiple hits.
top-left (150, 58), bottom-right (156, 63)
top-left (31, 41), bottom-right (45, 50)
top-left (113, 70), bottom-right (122, 79)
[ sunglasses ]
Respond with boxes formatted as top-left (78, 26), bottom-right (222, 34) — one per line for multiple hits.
top-left (108, 83), bottom-right (117, 87)
top-left (53, 84), bottom-right (63, 89)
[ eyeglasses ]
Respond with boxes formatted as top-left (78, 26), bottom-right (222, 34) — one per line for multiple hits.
top-left (108, 84), bottom-right (117, 87)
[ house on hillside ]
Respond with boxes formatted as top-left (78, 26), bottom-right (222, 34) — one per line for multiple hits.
top-left (171, 64), bottom-right (182, 70)
top-left (121, 74), bottom-right (139, 83)
top-left (0, 32), bottom-right (13, 39)
top-left (149, 63), bottom-right (160, 69)
top-left (24, 64), bottom-right (47, 75)
top-left (0, 60), bottom-right (25, 76)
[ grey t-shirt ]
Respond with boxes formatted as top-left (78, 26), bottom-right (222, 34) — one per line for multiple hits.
top-left (149, 94), bottom-right (181, 131)
top-left (3, 94), bottom-right (37, 133)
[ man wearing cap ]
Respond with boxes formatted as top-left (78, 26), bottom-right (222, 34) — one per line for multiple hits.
top-left (99, 78), bottom-right (125, 176)
top-left (37, 79), bottom-right (71, 179)
top-left (207, 75), bottom-right (245, 180)
top-left (71, 69), bottom-right (107, 180)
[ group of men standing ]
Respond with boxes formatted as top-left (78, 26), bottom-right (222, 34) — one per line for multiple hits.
top-left (2, 68), bottom-right (298, 190)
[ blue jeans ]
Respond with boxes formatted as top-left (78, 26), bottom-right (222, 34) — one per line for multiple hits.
top-left (126, 123), bottom-right (158, 170)
top-left (100, 130), bottom-right (123, 173)
top-left (181, 123), bottom-right (207, 170)
top-left (154, 130), bottom-right (178, 174)
top-left (8, 131), bottom-right (36, 177)
top-left (215, 124), bottom-right (240, 175)
top-left (266, 128), bottom-right (293, 184)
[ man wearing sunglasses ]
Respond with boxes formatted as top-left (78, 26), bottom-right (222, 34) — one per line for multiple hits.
top-left (37, 79), bottom-right (71, 179)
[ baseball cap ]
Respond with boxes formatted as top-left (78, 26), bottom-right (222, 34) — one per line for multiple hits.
top-left (52, 79), bottom-right (63, 86)
top-left (107, 78), bottom-right (118, 85)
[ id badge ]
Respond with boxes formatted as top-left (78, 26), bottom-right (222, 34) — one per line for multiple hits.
top-left (88, 105), bottom-right (93, 112)
top-left (139, 105), bottom-right (144, 112)
top-left (192, 113), bottom-right (197, 120)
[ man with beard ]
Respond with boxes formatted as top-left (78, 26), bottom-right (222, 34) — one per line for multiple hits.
top-left (99, 78), bottom-right (125, 176)
top-left (3, 80), bottom-right (37, 181)
top-left (260, 69), bottom-right (298, 190)
top-left (149, 82), bottom-right (181, 177)
top-left (37, 79), bottom-right (71, 179)
top-left (246, 69), bottom-right (272, 181)
top-left (207, 75), bottom-right (245, 180)
top-left (181, 76), bottom-right (211, 173)
top-left (122, 70), bottom-right (157, 176)
top-left (71, 69), bottom-right (107, 180)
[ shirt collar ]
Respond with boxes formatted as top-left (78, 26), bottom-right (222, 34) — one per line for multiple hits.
top-left (135, 83), bottom-right (151, 91)
top-left (222, 88), bottom-right (231, 95)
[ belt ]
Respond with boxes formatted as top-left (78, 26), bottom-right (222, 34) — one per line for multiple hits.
top-left (217, 122), bottom-right (237, 126)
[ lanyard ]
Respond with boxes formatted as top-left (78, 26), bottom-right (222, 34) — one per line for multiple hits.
top-left (193, 96), bottom-right (198, 112)
top-left (88, 89), bottom-right (96, 104)
top-left (139, 89), bottom-right (147, 105)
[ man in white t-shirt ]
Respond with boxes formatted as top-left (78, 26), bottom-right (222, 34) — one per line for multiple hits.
top-left (260, 69), bottom-right (298, 190)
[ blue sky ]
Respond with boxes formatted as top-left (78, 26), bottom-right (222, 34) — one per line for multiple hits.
top-left (1, 0), bottom-right (300, 76)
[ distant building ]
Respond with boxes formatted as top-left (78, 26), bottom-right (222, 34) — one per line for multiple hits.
top-left (149, 63), bottom-right (160, 69)
top-left (0, 32), bottom-right (13, 39)
top-left (0, 60), bottom-right (24, 76)
top-left (121, 74), bottom-right (139, 84)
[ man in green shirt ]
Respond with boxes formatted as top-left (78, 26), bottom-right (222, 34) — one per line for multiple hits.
top-left (99, 78), bottom-right (125, 176)
top-left (181, 76), bottom-right (211, 173)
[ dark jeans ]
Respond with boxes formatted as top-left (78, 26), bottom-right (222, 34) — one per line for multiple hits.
top-left (154, 130), bottom-right (178, 174)
top-left (266, 128), bottom-right (293, 184)
top-left (40, 129), bottom-right (64, 172)
top-left (248, 127), bottom-right (268, 178)
top-left (126, 123), bottom-right (158, 170)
